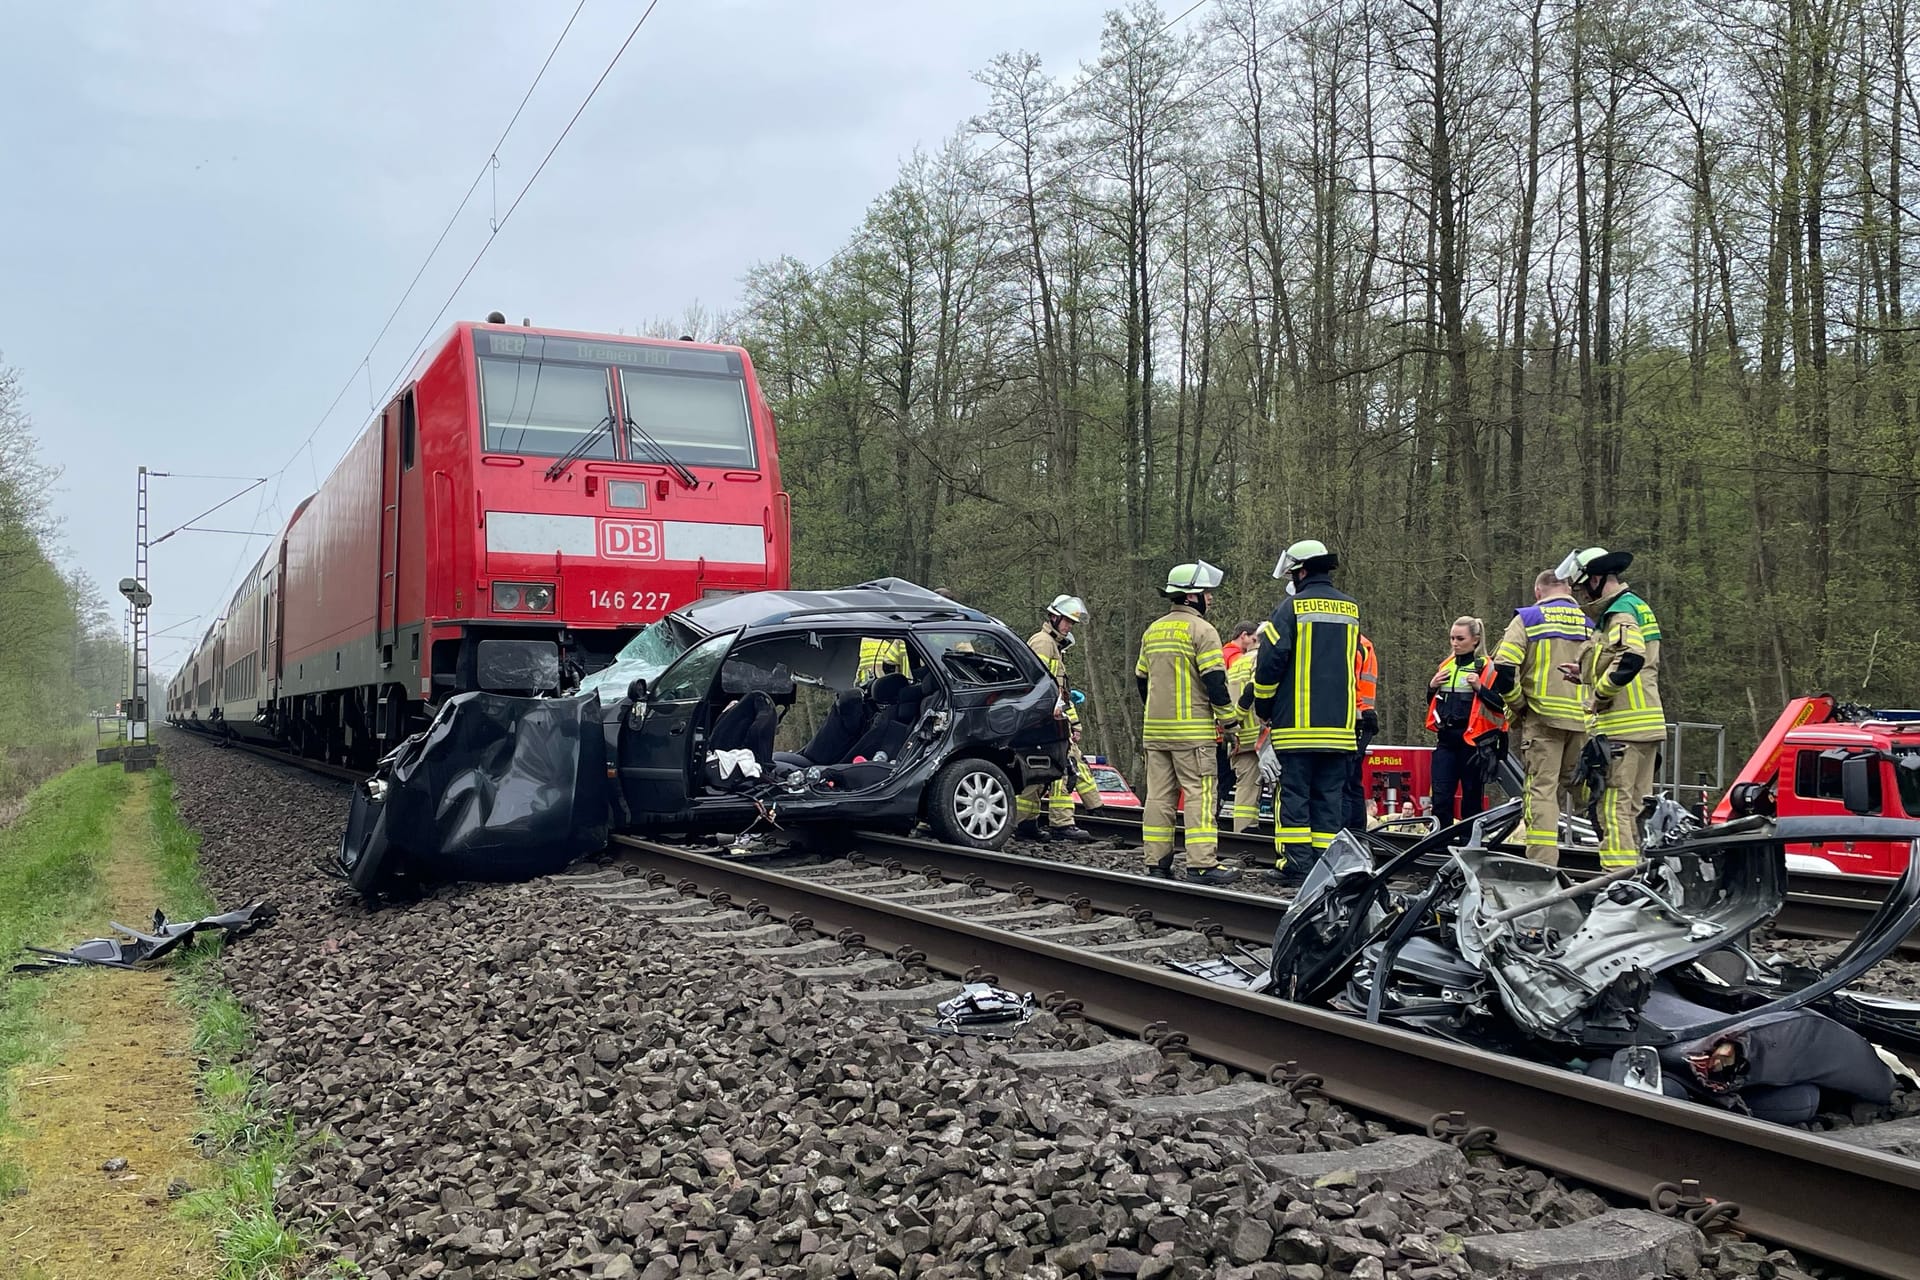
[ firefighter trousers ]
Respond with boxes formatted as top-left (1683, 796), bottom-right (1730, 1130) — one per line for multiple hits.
top-left (1599, 739), bottom-right (1659, 869)
top-left (1343, 724), bottom-right (1376, 832)
top-left (1520, 724), bottom-right (1585, 866)
top-left (1037, 746), bottom-right (1101, 827)
top-left (1142, 744), bottom-right (1218, 869)
top-left (1229, 749), bottom-right (1263, 832)
top-left (1275, 749), bottom-right (1346, 871)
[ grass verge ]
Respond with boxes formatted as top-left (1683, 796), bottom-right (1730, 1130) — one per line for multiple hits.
top-left (0, 762), bottom-right (127, 1193)
top-left (150, 766), bottom-right (309, 1279)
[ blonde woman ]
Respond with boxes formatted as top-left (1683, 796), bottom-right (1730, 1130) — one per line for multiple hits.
top-left (1425, 615), bottom-right (1492, 825)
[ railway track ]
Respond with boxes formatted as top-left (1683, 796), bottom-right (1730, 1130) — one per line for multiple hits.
top-left (161, 724), bottom-right (365, 784)
top-left (1071, 808), bottom-right (1920, 959)
top-left (611, 830), bottom-right (1920, 1280)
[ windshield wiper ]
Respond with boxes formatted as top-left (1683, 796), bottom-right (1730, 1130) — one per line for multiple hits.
top-left (623, 415), bottom-right (698, 488)
top-left (544, 415), bottom-right (614, 482)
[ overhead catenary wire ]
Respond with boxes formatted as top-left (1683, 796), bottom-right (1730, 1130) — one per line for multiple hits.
top-left (366, 0), bottom-right (667, 417)
top-left (170, 1), bottom-right (664, 677)
top-left (273, 0), bottom-right (594, 481)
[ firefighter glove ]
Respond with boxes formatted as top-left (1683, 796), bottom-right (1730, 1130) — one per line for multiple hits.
top-left (1358, 709), bottom-right (1379, 736)
top-left (1258, 741), bottom-right (1283, 785)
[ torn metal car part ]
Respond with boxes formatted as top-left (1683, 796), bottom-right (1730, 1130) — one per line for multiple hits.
top-left (338, 690), bottom-right (610, 899)
top-left (15, 902), bottom-right (275, 972)
top-left (926, 982), bottom-right (1036, 1036)
top-left (1198, 796), bottom-right (1920, 1125)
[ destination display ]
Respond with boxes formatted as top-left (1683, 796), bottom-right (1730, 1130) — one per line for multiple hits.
top-left (476, 329), bottom-right (739, 376)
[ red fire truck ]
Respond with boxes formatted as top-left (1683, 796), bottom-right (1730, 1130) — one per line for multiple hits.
top-left (169, 319), bottom-right (792, 765)
top-left (1712, 696), bottom-right (1920, 878)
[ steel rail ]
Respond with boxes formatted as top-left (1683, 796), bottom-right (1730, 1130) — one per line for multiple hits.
top-left (843, 830), bottom-right (1287, 943)
top-left (611, 833), bottom-right (1920, 1280)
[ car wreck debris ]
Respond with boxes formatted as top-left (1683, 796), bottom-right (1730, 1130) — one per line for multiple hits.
top-left (927, 982), bottom-right (1036, 1036)
top-left (15, 902), bottom-right (274, 972)
top-left (1183, 797), bottom-right (1920, 1125)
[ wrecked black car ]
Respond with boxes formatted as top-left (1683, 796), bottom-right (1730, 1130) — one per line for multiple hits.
top-left (1186, 793), bottom-right (1920, 1124)
top-left (587, 579), bottom-right (1068, 850)
top-left (340, 580), bottom-right (1070, 895)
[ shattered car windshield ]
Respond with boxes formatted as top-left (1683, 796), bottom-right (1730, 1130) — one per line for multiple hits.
top-left (577, 618), bottom-right (702, 697)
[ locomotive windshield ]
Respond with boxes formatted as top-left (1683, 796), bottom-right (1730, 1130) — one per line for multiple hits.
top-left (479, 358), bottom-right (614, 458)
top-left (474, 330), bottom-right (755, 467)
top-left (618, 368), bottom-right (754, 469)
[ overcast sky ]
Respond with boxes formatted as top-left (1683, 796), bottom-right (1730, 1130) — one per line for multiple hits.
top-left (1, 0), bottom-right (1124, 677)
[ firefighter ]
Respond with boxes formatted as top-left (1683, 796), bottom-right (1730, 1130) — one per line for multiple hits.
top-left (1344, 632), bottom-right (1380, 832)
top-left (1559, 547), bottom-right (1665, 869)
top-left (1225, 641), bottom-right (1266, 833)
top-left (855, 636), bottom-right (909, 684)
top-left (1135, 561), bottom-right (1241, 885)
top-left (1218, 619), bottom-right (1260, 815)
top-left (1426, 617), bottom-right (1505, 826)
top-left (1491, 569), bottom-right (1594, 865)
top-left (1016, 594), bottom-right (1100, 843)
top-left (1250, 539), bottom-right (1359, 885)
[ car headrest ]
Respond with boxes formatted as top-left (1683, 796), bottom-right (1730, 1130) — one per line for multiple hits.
top-left (869, 672), bottom-right (910, 705)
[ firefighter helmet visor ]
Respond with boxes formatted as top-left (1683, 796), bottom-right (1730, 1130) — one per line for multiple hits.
top-left (1046, 594), bottom-right (1090, 624)
top-left (1164, 560), bottom-right (1224, 594)
top-left (1556, 546), bottom-right (1633, 584)
top-left (1273, 538), bottom-right (1337, 578)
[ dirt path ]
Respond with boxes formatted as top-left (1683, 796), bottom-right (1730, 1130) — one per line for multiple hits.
top-left (0, 772), bottom-right (208, 1279)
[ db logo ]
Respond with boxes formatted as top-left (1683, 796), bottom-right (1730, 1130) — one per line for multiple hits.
top-left (598, 519), bottom-right (660, 560)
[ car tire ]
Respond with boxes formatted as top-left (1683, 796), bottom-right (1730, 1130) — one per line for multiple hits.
top-left (927, 757), bottom-right (1015, 849)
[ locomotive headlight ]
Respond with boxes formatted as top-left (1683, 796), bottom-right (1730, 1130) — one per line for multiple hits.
top-left (492, 581), bottom-right (555, 614)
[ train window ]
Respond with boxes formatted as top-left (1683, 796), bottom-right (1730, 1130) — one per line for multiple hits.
top-left (619, 368), bottom-right (755, 468)
top-left (400, 391), bottom-right (417, 469)
top-left (479, 358), bottom-right (614, 458)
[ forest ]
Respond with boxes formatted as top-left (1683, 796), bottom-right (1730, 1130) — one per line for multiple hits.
top-left (707, 0), bottom-right (1920, 776)
top-left (0, 358), bottom-right (132, 805)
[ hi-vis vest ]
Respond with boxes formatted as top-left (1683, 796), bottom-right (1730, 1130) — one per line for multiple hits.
top-left (1027, 627), bottom-right (1078, 725)
top-left (1135, 604), bottom-right (1231, 747)
top-left (1354, 634), bottom-right (1378, 715)
top-left (1426, 655), bottom-right (1506, 745)
top-left (856, 637), bottom-right (909, 683)
top-left (1225, 649), bottom-right (1264, 752)
top-left (1493, 598), bottom-right (1592, 730)
top-left (1251, 575), bottom-right (1359, 752)
top-left (1585, 589), bottom-right (1665, 742)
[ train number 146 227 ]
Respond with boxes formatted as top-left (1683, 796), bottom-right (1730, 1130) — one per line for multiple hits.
top-left (589, 589), bottom-right (673, 613)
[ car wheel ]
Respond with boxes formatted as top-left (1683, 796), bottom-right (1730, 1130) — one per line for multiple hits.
top-left (928, 757), bottom-right (1014, 849)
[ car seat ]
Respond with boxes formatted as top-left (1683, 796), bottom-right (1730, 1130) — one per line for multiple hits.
top-left (776, 687), bottom-right (871, 770)
top-left (705, 691), bottom-right (779, 790)
top-left (845, 673), bottom-right (930, 763)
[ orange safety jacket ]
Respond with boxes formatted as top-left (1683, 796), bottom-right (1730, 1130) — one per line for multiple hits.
top-left (1354, 634), bottom-right (1378, 714)
top-left (1425, 655), bottom-right (1506, 745)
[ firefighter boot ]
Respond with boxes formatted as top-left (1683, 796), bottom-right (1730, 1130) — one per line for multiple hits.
top-left (1014, 820), bottom-right (1049, 843)
top-left (1050, 824), bottom-right (1097, 843)
top-left (1187, 865), bottom-right (1241, 886)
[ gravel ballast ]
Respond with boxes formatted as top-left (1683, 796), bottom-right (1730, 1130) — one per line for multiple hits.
top-left (164, 730), bottom-right (1837, 1278)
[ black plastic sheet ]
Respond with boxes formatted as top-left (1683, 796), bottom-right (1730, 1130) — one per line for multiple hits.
top-left (339, 691), bottom-right (609, 898)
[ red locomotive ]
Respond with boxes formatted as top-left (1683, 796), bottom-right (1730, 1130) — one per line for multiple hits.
top-left (168, 318), bottom-right (791, 764)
